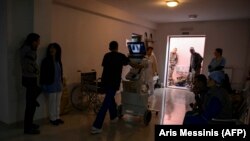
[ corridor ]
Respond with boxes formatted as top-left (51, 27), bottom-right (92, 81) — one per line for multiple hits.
top-left (0, 88), bottom-right (194, 141)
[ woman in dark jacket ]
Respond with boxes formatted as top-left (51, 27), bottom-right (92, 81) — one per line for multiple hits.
top-left (20, 33), bottom-right (41, 134)
top-left (40, 43), bottom-right (64, 125)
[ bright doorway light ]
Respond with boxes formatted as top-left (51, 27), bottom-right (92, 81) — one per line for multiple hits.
top-left (164, 35), bottom-right (206, 88)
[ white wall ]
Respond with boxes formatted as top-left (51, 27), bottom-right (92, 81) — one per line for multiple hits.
top-left (155, 20), bottom-right (250, 89)
top-left (51, 0), bottom-right (155, 85)
top-left (0, 0), bottom-right (155, 124)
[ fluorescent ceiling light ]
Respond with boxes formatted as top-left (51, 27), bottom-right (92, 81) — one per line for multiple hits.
top-left (189, 14), bottom-right (198, 19)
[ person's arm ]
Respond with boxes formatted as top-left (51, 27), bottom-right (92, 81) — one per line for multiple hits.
top-left (198, 54), bottom-right (203, 64)
top-left (208, 59), bottom-right (214, 72)
top-left (175, 54), bottom-right (178, 65)
top-left (152, 53), bottom-right (158, 75)
top-left (101, 54), bottom-right (107, 67)
top-left (129, 61), bottom-right (144, 69)
top-left (39, 59), bottom-right (46, 85)
top-left (214, 66), bottom-right (224, 71)
top-left (194, 54), bottom-right (203, 70)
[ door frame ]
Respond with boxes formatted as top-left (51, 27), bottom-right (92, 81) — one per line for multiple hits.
top-left (163, 35), bottom-right (206, 88)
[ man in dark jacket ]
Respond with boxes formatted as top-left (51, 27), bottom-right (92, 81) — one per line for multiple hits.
top-left (189, 47), bottom-right (203, 76)
top-left (189, 47), bottom-right (203, 84)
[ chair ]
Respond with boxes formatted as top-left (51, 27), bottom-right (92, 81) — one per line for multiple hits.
top-left (81, 71), bottom-right (103, 111)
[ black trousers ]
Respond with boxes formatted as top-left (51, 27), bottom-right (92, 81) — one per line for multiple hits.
top-left (93, 86), bottom-right (117, 129)
top-left (22, 77), bottom-right (41, 130)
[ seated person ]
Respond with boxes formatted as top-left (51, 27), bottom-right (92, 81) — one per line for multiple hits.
top-left (242, 71), bottom-right (250, 94)
top-left (221, 73), bottom-right (233, 94)
top-left (189, 74), bottom-right (209, 114)
top-left (242, 72), bottom-right (250, 124)
top-left (183, 71), bottom-right (232, 124)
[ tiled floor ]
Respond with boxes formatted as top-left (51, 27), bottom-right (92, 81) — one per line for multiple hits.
top-left (160, 88), bottom-right (195, 125)
top-left (0, 87), bottom-right (194, 141)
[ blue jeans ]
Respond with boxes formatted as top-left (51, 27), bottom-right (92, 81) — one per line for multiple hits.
top-left (92, 86), bottom-right (117, 129)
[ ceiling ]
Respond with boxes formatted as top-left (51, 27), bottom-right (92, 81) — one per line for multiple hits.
top-left (97, 0), bottom-right (250, 23)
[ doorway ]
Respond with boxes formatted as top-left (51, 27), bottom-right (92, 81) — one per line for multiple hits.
top-left (163, 35), bottom-right (206, 89)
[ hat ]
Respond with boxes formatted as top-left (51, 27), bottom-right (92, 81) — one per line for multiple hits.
top-left (208, 71), bottom-right (225, 84)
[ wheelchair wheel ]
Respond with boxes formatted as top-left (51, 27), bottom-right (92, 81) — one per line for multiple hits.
top-left (93, 102), bottom-right (102, 114)
top-left (91, 93), bottom-right (102, 114)
top-left (70, 85), bottom-right (88, 111)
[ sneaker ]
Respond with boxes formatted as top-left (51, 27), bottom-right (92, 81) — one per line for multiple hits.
top-left (91, 127), bottom-right (102, 134)
top-left (56, 119), bottom-right (64, 124)
top-left (50, 120), bottom-right (59, 126)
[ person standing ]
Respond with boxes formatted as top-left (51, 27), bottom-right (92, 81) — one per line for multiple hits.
top-left (91, 41), bottom-right (130, 134)
top-left (143, 46), bottom-right (158, 95)
top-left (208, 48), bottom-right (226, 73)
top-left (20, 33), bottom-right (41, 134)
top-left (189, 47), bottom-right (203, 82)
top-left (40, 43), bottom-right (64, 126)
top-left (168, 48), bottom-right (178, 85)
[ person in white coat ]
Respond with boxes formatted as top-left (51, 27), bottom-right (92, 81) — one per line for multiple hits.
top-left (141, 46), bottom-right (158, 95)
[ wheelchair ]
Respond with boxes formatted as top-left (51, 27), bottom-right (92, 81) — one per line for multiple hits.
top-left (70, 70), bottom-right (105, 114)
